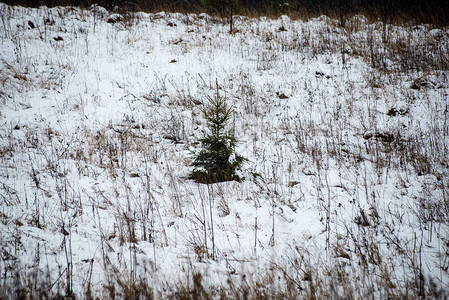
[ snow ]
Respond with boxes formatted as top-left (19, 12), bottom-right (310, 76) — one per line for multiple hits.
top-left (1, 3), bottom-right (448, 298)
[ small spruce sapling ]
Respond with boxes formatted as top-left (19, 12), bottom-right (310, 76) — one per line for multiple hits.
top-left (190, 84), bottom-right (246, 183)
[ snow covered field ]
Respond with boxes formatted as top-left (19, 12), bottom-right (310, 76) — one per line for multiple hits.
top-left (1, 3), bottom-right (448, 298)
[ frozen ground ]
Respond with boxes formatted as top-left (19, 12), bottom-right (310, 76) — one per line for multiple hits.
top-left (0, 3), bottom-right (448, 298)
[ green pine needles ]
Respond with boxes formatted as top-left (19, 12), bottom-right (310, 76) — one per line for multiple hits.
top-left (190, 84), bottom-right (246, 183)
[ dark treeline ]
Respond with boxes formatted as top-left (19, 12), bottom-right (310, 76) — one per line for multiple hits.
top-left (2, 0), bottom-right (449, 26)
